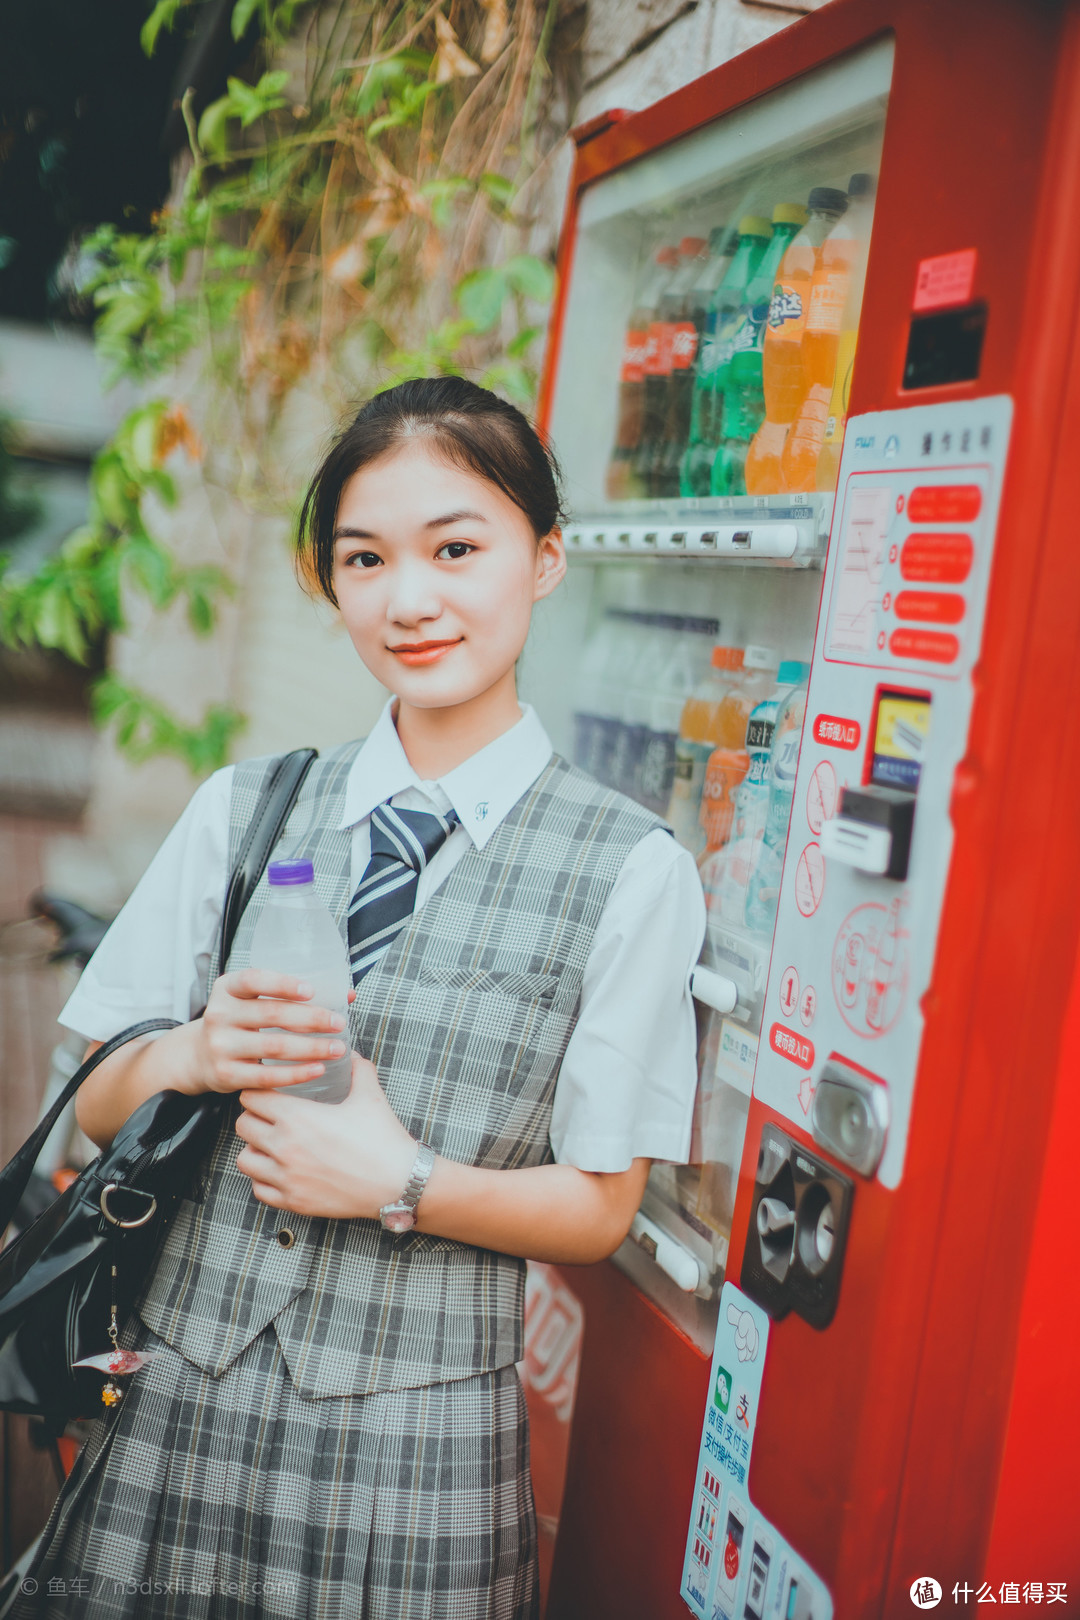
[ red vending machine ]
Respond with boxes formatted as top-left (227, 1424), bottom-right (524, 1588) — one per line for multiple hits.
top-left (518, 0), bottom-right (1080, 1613)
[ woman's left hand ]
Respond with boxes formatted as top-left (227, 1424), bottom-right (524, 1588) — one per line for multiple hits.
top-left (234, 1052), bottom-right (417, 1219)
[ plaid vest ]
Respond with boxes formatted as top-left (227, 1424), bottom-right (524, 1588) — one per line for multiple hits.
top-left (137, 743), bottom-right (666, 1398)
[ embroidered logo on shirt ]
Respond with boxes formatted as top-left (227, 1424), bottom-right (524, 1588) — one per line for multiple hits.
top-left (475, 801), bottom-right (489, 821)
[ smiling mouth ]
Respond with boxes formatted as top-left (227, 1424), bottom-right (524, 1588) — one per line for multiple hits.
top-left (388, 637), bottom-right (463, 664)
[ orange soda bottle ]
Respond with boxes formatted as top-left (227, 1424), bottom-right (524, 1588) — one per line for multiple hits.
top-left (667, 646), bottom-right (745, 857)
top-left (783, 174), bottom-right (876, 492)
top-left (744, 187), bottom-right (848, 495)
top-left (697, 653), bottom-right (763, 856)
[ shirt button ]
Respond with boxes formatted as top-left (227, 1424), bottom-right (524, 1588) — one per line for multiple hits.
top-left (276, 1228), bottom-right (295, 1248)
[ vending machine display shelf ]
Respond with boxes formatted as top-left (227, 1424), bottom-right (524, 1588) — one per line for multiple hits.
top-left (564, 494), bottom-right (832, 566)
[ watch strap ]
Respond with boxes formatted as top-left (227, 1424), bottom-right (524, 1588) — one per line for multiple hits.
top-left (380, 1141), bottom-right (436, 1231)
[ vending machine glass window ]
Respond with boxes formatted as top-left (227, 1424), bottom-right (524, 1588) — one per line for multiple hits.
top-left (522, 38), bottom-right (893, 1350)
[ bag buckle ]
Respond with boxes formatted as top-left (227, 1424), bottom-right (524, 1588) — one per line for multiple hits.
top-left (99, 1183), bottom-right (158, 1229)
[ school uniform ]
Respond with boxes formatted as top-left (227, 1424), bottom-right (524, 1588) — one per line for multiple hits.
top-left (16, 701), bottom-right (705, 1620)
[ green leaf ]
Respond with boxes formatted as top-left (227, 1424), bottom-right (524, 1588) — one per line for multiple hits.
top-left (141, 0), bottom-right (190, 57)
top-left (456, 268), bottom-right (507, 332)
top-left (479, 173), bottom-right (515, 206)
top-left (503, 254), bottom-right (555, 304)
top-left (230, 0), bottom-right (261, 40)
top-left (198, 97), bottom-right (232, 160)
top-left (506, 325), bottom-right (542, 359)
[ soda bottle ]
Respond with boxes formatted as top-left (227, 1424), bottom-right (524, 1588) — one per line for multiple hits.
top-left (710, 204), bottom-right (807, 499)
top-left (633, 238), bottom-right (706, 498)
top-left (680, 219), bottom-right (770, 497)
top-left (655, 230), bottom-right (729, 498)
top-left (640, 616), bottom-right (718, 815)
top-left (744, 188), bottom-right (848, 496)
top-left (815, 173), bottom-right (878, 492)
top-left (249, 858), bottom-right (352, 1103)
top-left (605, 246), bottom-right (679, 501)
top-left (745, 662), bottom-right (811, 934)
top-left (667, 644), bottom-right (744, 856)
top-left (783, 174), bottom-right (876, 493)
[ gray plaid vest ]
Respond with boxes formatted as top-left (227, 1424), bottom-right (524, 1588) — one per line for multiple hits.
top-left (137, 743), bottom-right (666, 1398)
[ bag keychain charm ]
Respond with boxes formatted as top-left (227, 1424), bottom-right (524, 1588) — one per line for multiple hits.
top-left (72, 1236), bottom-right (159, 1406)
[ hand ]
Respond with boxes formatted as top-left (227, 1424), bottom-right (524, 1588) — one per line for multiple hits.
top-left (233, 1051), bottom-right (417, 1219)
top-left (194, 969), bottom-right (352, 1096)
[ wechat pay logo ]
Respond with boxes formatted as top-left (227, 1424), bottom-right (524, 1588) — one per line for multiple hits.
top-left (713, 1364), bottom-right (732, 1414)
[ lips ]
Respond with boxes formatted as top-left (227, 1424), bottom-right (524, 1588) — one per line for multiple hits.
top-left (388, 638), bottom-right (462, 666)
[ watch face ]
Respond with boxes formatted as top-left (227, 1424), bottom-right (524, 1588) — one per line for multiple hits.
top-left (382, 1204), bottom-right (415, 1234)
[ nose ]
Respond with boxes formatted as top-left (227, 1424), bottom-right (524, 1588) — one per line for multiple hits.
top-left (384, 558), bottom-right (443, 629)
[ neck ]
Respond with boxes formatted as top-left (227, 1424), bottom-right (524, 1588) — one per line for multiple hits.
top-left (393, 669), bottom-right (523, 778)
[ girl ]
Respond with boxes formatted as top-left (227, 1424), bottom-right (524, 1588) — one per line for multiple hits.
top-left (15, 378), bottom-right (705, 1619)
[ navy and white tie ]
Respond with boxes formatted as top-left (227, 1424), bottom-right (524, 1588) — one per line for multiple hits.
top-left (347, 801), bottom-right (459, 985)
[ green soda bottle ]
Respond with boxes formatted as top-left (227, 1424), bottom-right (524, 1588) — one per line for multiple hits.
top-left (710, 202), bottom-right (807, 498)
top-left (680, 217), bottom-right (771, 498)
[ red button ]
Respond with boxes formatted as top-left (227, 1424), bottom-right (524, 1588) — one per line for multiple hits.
top-left (907, 485), bottom-right (982, 523)
top-left (889, 628), bottom-right (960, 664)
top-left (812, 714), bottom-right (861, 750)
top-left (894, 590), bottom-right (966, 625)
top-left (768, 1022), bottom-right (815, 1070)
top-left (900, 531), bottom-right (974, 584)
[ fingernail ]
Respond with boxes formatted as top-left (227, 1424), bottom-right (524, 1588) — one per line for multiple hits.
top-left (297, 981), bottom-right (314, 997)
top-left (328, 1041), bottom-right (346, 1057)
top-left (329, 1013), bottom-right (346, 1031)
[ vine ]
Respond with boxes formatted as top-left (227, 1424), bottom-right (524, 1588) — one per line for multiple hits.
top-left (0, 0), bottom-right (560, 774)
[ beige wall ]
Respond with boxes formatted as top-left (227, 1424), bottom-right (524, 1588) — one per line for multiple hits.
top-left (78, 0), bottom-right (815, 895)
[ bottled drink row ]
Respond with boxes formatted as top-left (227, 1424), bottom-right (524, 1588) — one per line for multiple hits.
top-left (605, 173), bottom-right (875, 502)
top-left (573, 613), bottom-right (809, 937)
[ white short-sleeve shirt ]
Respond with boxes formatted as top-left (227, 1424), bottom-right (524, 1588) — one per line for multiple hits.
top-left (61, 700), bottom-right (706, 1174)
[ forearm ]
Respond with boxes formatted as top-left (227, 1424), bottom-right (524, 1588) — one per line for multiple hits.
top-left (75, 1022), bottom-right (208, 1151)
top-left (415, 1155), bottom-right (652, 1266)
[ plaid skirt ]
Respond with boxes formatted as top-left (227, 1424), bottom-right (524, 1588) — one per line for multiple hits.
top-left (12, 1316), bottom-right (538, 1620)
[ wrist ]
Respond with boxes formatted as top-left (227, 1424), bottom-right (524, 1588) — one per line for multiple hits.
top-left (161, 1021), bottom-right (213, 1096)
top-left (379, 1138), bottom-right (435, 1233)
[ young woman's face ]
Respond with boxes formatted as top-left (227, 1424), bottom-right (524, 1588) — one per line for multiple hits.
top-left (331, 443), bottom-right (564, 710)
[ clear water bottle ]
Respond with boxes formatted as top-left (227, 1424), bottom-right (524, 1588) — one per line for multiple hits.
top-left (248, 858), bottom-right (352, 1102)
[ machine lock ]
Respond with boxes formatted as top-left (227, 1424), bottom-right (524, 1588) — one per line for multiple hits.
top-left (820, 783), bottom-right (915, 880)
top-left (811, 1058), bottom-right (889, 1177)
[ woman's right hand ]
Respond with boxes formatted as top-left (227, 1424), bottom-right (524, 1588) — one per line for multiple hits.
top-left (193, 969), bottom-right (348, 1095)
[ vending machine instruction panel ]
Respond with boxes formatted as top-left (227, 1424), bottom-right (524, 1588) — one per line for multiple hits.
top-left (753, 397), bottom-right (1013, 1188)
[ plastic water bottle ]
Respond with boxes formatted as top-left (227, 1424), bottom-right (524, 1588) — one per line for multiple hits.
top-left (248, 858), bottom-right (352, 1102)
top-left (745, 662), bottom-right (811, 934)
top-left (573, 609), bottom-right (621, 782)
top-left (612, 614), bottom-right (672, 800)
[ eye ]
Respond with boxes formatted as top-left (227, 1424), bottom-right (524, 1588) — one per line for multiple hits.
top-left (345, 551), bottom-right (383, 569)
top-left (436, 541), bottom-right (475, 561)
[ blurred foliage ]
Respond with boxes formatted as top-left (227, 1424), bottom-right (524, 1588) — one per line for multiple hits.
top-left (0, 0), bottom-right (561, 774)
top-left (0, 417), bottom-right (42, 548)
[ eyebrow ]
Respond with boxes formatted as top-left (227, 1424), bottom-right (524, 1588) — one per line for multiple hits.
top-left (332, 510), bottom-right (490, 542)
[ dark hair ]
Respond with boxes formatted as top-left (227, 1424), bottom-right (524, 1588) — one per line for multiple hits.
top-left (297, 377), bottom-right (565, 604)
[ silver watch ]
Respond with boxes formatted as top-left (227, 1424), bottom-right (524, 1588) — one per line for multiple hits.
top-left (379, 1142), bottom-right (436, 1234)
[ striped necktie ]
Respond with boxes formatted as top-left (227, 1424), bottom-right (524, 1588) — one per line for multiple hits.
top-left (348, 800), bottom-right (459, 985)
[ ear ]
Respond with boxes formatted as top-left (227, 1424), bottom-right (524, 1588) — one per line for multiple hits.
top-left (532, 528), bottom-right (567, 603)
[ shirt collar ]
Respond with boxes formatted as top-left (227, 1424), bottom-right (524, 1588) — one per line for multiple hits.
top-left (338, 698), bottom-right (554, 849)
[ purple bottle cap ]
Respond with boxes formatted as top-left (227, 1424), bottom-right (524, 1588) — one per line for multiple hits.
top-left (268, 858), bottom-right (315, 886)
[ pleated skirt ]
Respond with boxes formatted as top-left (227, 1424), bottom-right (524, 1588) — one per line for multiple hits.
top-left (11, 1315), bottom-right (539, 1620)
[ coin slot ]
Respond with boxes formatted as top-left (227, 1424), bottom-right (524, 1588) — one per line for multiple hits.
top-left (796, 1183), bottom-right (836, 1277)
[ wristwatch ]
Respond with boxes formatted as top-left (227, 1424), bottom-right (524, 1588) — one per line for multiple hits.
top-left (379, 1141), bottom-right (436, 1234)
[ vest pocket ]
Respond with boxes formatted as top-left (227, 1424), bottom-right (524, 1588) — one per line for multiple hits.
top-left (425, 966), bottom-right (560, 1006)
